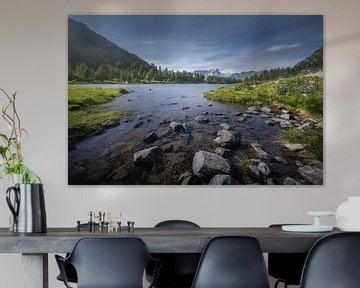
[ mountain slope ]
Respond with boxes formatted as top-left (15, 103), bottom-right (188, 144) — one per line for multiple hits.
top-left (68, 18), bottom-right (150, 69)
top-left (294, 47), bottom-right (323, 71)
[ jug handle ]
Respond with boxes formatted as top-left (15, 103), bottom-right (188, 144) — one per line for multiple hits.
top-left (6, 186), bottom-right (20, 224)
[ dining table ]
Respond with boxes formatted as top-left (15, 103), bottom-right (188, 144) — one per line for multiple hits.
top-left (0, 226), bottom-right (339, 288)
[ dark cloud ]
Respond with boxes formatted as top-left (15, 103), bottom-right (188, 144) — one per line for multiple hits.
top-left (71, 15), bottom-right (323, 72)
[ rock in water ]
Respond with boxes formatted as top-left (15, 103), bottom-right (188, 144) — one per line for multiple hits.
top-left (258, 162), bottom-right (271, 176)
top-left (209, 174), bottom-right (239, 185)
top-left (133, 147), bottom-right (164, 168)
top-left (192, 151), bottom-right (231, 178)
top-left (261, 106), bottom-right (272, 113)
top-left (214, 130), bottom-right (241, 148)
top-left (195, 115), bottom-right (209, 123)
top-left (298, 166), bottom-right (323, 185)
top-left (284, 143), bottom-right (304, 152)
top-left (237, 116), bottom-right (246, 123)
top-left (143, 131), bottom-right (158, 144)
top-left (169, 122), bottom-right (185, 133)
top-left (219, 123), bottom-right (231, 130)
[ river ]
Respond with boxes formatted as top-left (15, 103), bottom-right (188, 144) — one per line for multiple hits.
top-left (68, 84), bottom-right (302, 185)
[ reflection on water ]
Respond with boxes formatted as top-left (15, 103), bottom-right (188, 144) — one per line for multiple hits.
top-left (68, 84), bottom-right (294, 185)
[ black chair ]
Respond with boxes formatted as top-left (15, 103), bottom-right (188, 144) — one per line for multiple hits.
top-left (268, 224), bottom-right (308, 288)
top-left (191, 236), bottom-right (270, 288)
top-left (300, 232), bottom-right (360, 288)
top-left (147, 220), bottom-right (201, 288)
top-left (56, 223), bottom-right (99, 284)
top-left (55, 237), bottom-right (160, 288)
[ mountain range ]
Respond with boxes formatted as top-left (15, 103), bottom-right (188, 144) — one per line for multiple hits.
top-left (194, 69), bottom-right (258, 81)
top-left (68, 18), bottom-right (322, 82)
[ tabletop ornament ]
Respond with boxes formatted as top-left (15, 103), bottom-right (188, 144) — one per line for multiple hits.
top-left (282, 211), bottom-right (336, 232)
top-left (76, 211), bottom-right (135, 233)
top-left (0, 89), bottom-right (46, 233)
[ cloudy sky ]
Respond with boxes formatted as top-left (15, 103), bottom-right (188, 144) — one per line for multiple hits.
top-left (70, 15), bottom-right (323, 73)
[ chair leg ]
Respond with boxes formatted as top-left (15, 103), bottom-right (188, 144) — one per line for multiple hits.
top-left (274, 280), bottom-right (281, 288)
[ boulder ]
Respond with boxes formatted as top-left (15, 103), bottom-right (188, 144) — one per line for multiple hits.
top-left (298, 165), bottom-right (323, 185)
top-left (201, 111), bottom-right (209, 115)
top-left (284, 143), bottom-right (304, 152)
top-left (243, 113), bottom-right (253, 118)
top-left (246, 110), bottom-right (259, 115)
top-left (283, 177), bottom-right (301, 185)
top-left (219, 123), bottom-right (231, 130)
top-left (182, 106), bottom-right (190, 110)
top-left (192, 151), bottom-right (231, 178)
top-left (143, 131), bottom-right (158, 144)
top-left (215, 147), bottom-right (233, 158)
top-left (208, 103), bottom-right (213, 106)
top-left (260, 113), bottom-right (271, 118)
top-left (261, 106), bottom-right (272, 113)
top-left (237, 117), bottom-right (246, 123)
top-left (195, 115), bottom-right (209, 123)
top-left (274, 156), bottom-right (288, 164)
top-left (214, 129), bottom-right (241, 148)
top-left (209, 174), bottom-right (239, 185)
top-left (134, 147), bottom-right (164, 168)
top-left (169, 122), bottom-right (185, 133)
top-left (258, 162), bottom-right (271, 176)
top-left (235, 112), bottom-right (242, 116)
top-left (279, 114), bottom-right (295, 120)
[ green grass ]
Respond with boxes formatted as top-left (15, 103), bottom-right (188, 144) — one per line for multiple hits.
top-left (69, 110), bottom-right (131, 146)
top-left (205, 75), bottom-right (323, 118)
top-left (68, 86), bottom-right (131, 146)
top-left (68, 86), bottom-right (128, 110)
top-left (281, 127), bottom-right (323, 162)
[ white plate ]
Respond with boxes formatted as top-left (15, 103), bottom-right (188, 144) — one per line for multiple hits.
top-left (282, 225), bottom-right (333, 232)
top-left (307, 211), bottom-right (336, 217)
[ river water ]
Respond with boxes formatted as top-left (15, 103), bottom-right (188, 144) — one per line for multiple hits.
top-left (68, 84), bottom-right (299, 185)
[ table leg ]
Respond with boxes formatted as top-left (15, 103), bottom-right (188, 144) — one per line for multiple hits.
top-left (22, 253), bottom-right (48, 288)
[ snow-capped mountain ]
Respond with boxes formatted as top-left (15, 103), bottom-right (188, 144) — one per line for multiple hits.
top-left (193, 68), bottom-right (258, 80)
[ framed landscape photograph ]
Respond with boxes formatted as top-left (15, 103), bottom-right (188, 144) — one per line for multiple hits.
top-left (68, 15), bottom-right (323, 185)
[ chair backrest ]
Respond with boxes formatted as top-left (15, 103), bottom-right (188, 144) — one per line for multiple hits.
top-left (67, 237), bottom-right (154, 288)
top-left (152, 220), bottom-right (201, 283)
top-left (155, 220), bottom-right (200, 228)
top-left (268, 224), bottom-right (308, 285)
top-left (300, 232), bottom-right (360, 288)
top-left (191, 236), bottom-right (270, 288)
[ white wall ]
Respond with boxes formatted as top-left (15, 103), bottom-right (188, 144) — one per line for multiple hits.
top-left (0, 0), bottom-right (360, 287)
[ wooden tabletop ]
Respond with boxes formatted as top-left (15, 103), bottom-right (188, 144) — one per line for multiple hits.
top-left (0, 227), bottom-right (339, 253)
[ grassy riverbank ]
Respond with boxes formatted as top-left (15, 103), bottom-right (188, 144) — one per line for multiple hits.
top-left (68, 86), bottom-right (131, 147)
top-left (205, 75), bottom-right (323, 117)
top-left (205, 74), bottom-right (323, 161)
